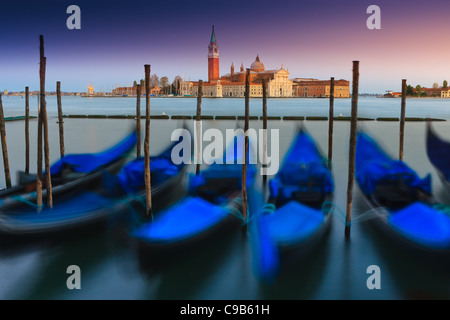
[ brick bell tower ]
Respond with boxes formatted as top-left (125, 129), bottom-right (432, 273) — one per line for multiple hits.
top-left (208, 25), bottom-right (219, 82)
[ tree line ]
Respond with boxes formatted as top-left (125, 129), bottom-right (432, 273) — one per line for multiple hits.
top-left (132, 75), bottom-right (184, 96)
top-left (406, 80), bottom-right (448, 97)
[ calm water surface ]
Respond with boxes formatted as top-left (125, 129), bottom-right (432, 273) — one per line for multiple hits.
top-left (0, 96), bottom-right (448, 300)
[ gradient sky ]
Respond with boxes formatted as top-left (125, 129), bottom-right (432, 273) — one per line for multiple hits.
top-left (1, 0), bottom-right (450, 93)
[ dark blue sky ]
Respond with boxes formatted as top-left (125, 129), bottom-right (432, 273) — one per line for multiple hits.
top-left (1, 0), bottom-right (450, 93)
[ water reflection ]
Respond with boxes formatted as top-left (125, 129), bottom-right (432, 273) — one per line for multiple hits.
top-left (356, 195), bottom-right (450, 300)
top-left (0, 111), bottom-right (448, 299)
top-left (257, 228), bottom-right (331, 299)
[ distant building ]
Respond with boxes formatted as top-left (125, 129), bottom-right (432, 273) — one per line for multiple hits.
top-left (186, 26), bottom-right (294, 98)
top-left (421, 87), bottom-right (441, 97)
top-left (180, 80), bottom-right (193, 96)
top-left (441, 88), bottom-right (450, 97)
top-left (383, 90), bottom-right (401, 98)
top-left (151, 86), bottom-right (161, 96)
top-left (88, 84), bottom-right (94, 95)
top-left (112, 86), bottom-right (162, 96)
top-left (112, 87), bottom-right (136, 96)
top-left (293, 79), bottom-right (350, 98)
top-left (291, 78), bottom-right (318, 82)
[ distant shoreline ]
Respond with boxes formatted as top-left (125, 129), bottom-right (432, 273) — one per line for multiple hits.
top-left (4, 94), bottom-right (448, 99)
top-left (377, 96), bottom-right (448, 99)
top-left (79, 95), bottom-right (354, 99)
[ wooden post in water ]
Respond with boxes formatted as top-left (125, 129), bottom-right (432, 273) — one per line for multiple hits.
top-left (42, 58), bottom-right (53, 208)
top-left (242, 69), bottom-right (250, 229)
top-left (328, 77), bottom-right (335, 169)
top-left (57, 81), bottom-right (65, 158)
top-left (399, 79), bottom-right (407, 161)
top-left (345, 61), bottom-right (359, 238)
top-left (0, 94), bottom-right (11, 188)
top-left (262, 78), bottom-right (268, 186)
top-left (36, 35), bottom-right (45, 209)
top-left (195, 80), bottom-right (203, 175)
top-left (136, 84), bottom-right (141, 158)
top-left (25, 86), bottom-right (30, 173)
top-left (144, 65), bottom-right (153, 219)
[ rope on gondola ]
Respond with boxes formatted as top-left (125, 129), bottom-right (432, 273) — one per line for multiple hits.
top-left (259, 203), bottom-right (276, 215)
top-left (322, 201), bottom-right (388, 226)
top-left (10, 195), bottom-right (43, 209)
top-left (121, 193), bottom-right (154, 224)
top-left (224, 197), bottom-right (246, 224)
top-left (433, 203), bottom-right (450, 216)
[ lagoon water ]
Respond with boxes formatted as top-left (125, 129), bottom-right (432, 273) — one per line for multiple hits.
top-left (0, 96), bottom-right (448, 300)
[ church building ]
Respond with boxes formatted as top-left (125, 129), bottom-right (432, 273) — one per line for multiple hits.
top-left (182, 26), bottom-right (293, 98)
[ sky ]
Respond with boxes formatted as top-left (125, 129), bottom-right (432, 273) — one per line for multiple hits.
top-left (1, 0), bottom-right (450, 93)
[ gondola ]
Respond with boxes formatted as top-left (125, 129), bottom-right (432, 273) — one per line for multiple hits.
top-left (355, 131), bottom-right (450, 257)
top-left (131, 132), bottom-right (257, 265)
top-left (252, 128), bottom-right (334, 281)
top-left (426, 122), bottom-right (450, 190)
top-left (0, 137), bottom-right (186, 236)
top-left (0, 129), bottom-right (138, 205)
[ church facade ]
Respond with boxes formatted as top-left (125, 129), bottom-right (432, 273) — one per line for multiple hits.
top-left (181, 26), bottom-right (293, 98)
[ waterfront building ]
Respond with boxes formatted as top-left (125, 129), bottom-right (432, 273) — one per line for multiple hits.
top-left (112, 87), bottom-right (136, 96)
top-left (293, 79), bottom-right (350, 98)
top-left (188, 26), bottom-right (293, 98)
top-left (151, 86), bottom-right (161, 96)
top-left (180, 79), bottom-right (193, 96)
top-left (383, 90), bottom-right (402, 97)
top-left (441, 88), bottom-right (450, 97)
top-left (421, 87), bottom-right (442, 97)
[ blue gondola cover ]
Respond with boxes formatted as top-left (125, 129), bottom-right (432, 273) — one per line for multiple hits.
top-left (388, 202), bottom-right (450, 249)
top-left (50, 131), bottom-right (137, 175)
top-left (356, 132), bottom-right (431, 195)
top-left (133, 197), bottom-right (230, 242)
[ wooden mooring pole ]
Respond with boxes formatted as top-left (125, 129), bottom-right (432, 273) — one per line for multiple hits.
top-left (242, 69), bottom-right (250, 230)
top-left (136, 84), bottom-right (141, 158)
top-left (328, 77), bottom-right (335, 169)
top-left (57, 81), bottom-right (65, 158)
top-left (399, 79), bottom-right (407, 160)
top-left (36, 36), bottom-right (45, 209)
top-left (345, 61), bottom-right (359, 238)
top-left (196, 80), bottom-right (203, 176)
top-left (42, 58), bottom-right (53, 208)
top-left (0, 94), bottom-right (11, 188)
top-left (262, 78), bottom-right (268, 186)
top-left (144, 65), bottom-right (153, 219)
top-left (25, 86), bottom-right (30, 173)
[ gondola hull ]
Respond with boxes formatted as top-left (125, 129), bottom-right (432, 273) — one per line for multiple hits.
top-left (132, 133), bottom-right (256, 267)
top-left (0, 138), bottom-right (187, 238)
top-left (0, 129), bottom-right (138, 208)
top-left (359, 191), bottom-right (450, 261)
top-left (252, 129), bottom-right (335, 281)
top-left (355, 131), bottom-right (450, 259)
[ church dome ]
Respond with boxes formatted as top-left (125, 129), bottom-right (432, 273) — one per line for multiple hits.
top-left (250, 55), bottom-right (265, 72)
